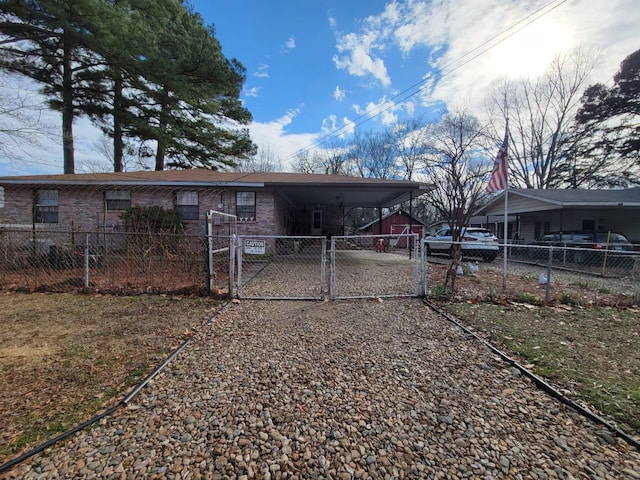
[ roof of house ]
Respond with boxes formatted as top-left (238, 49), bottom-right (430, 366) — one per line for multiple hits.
top-left (476, 187), bottom-right (640, 216)
top-left (0, 169), bottom-right (433, 208)
top-left (359, 208), bottom-right (427, 230)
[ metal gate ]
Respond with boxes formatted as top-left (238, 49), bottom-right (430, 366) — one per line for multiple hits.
top-left (234, 234), bottom-right (423, 300)
top-left (329, 234), bottom-right (422, 299)
top-left (236, 236), bottom-right (327, 300)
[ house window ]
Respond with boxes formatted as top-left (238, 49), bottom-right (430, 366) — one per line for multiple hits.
top-left (236, 192), bottom-right (256, 221)
top-left (35, 189), bottom-right (58, 223)
top-left (105, 190), bottom-right (131, 210)
top-left (175, 191), bottom-right (199, 220)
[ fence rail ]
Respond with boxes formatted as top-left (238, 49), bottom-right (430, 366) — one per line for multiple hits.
top-left (1, 228), bottom-right (638, 301)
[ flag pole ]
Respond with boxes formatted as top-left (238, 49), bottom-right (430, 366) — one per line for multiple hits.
top-left (502, 183), bottom-right (508, 290)
top-left (501, 119), bottom-right (509, 290)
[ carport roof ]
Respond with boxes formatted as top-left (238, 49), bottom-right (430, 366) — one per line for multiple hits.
top-left (0, 170), bottom-right (432, 208)
top-left (476, 187), bottom-right (640, 216)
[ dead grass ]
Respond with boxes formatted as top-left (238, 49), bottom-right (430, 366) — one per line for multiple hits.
top-left (431, 262), bottom-right (640, 437)
top-left (1, 260), bottom-right (638, 464)
top-left (0, 292), bottom-right (222, 463)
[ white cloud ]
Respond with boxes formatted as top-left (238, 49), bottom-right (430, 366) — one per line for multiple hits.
top-left (332, 28), bottom-right (391, 87)
top-left (331, 0), bottom-right (640, 123)
top-left (281, 36), bottom-right (296, 53)
top-left (244, 87), bottom-right (260, 98)
top-left (333, 85), bottom-right (346, 101)
top-left (253, 63), bottom-right (270, 78)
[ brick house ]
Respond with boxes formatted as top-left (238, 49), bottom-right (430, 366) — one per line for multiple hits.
top-left (0, 169), bottom-right (429, 242)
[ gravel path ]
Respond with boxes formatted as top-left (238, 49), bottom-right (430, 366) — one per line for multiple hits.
top-left (6, 298), bottom-right (640, 479)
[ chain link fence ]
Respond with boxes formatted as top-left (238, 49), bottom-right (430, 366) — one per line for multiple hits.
top-left (0, 227), bottom-right (231, 296)
top-left (423, 238), bottom-right (640, 302)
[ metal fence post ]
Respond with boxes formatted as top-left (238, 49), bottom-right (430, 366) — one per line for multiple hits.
top-left (83, 233), bottom-right (89, 290)
top-left (236, 235), bottom-right (243, 298)
top-left (320, 238), bottom-right (327, 300)
top-left (421, 237), bottom-right (428, 297)
top-left (329, 238), bottom-right (336, 300)
top-left (229, 234), bottom-right (236, 299)
top-left (546, 246), bottom-right (553, 302)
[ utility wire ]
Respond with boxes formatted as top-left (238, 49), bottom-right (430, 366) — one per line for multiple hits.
top-left (283, 0), bottom-right (570, 164)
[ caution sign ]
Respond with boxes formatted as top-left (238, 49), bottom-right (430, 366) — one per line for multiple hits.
top-left (244, 239), bottom-right (266, 255)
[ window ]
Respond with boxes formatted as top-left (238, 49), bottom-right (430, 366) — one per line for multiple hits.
top-left (175, 191), bottom-right (199, 220)
top-left (35, 189), bottom-right (58, 223)
top-left (105, 190), bottom-right (131, 210)
top-left (236, 191), bottom-right (256, 221)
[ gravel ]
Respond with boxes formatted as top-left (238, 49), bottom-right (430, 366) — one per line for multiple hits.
top-left (6, 298), bottom-right (640, 479)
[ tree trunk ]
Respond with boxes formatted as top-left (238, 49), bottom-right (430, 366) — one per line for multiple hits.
top-left (62, 30), bottom-right (75, 174)
top-left (113, 66), bottom-right (123, 172)
top-left (155, 86), bottom-right (169, 171)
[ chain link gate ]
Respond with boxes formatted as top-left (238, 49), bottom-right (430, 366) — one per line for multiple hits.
top-left (236, 236), bottom-right (327, 300)
top-left (329, 234), bottom-right (422, 299)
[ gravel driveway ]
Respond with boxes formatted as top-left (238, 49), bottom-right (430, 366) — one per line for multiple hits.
top-left (7, 298), bottom-right (640, 479)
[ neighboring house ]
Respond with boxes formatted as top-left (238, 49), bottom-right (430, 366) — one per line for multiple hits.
top-left (474, 188), bottom-right (640, 245)
top-left (426, 215), bottom-right (517, 237)
top-left (0, 170), bottom-right (430, 242)
top-left (358, 209), bottom-right (427, 248)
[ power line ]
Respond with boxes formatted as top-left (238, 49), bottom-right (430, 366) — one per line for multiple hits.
top-left (282, 0), bottom-right (570, 164)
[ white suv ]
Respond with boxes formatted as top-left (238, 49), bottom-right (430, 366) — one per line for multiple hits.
top-left (424, 227), bottom-right (499, 261)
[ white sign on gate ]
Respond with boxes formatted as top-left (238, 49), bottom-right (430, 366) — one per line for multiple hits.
top-left (244, 239), bottom-right (266, 255)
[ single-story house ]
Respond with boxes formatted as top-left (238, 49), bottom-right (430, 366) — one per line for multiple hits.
top-left (426, 215), bottom-right (517, 236)
top-left (0, 169), bottom-right (431, 242)
top-left (358, 209), bottom-right (427, 247)
top-left (474, 188), bottom-right (640, 245)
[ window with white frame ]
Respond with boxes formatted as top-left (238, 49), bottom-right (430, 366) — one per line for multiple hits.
top-left (236, 191), bottom-right (256, 221)
top-left (35, 189), bottom-right (59, 223)
top-left (175, 191), bottom-right (199, 220)
top-left (105, 190), bottom-right (131, 210)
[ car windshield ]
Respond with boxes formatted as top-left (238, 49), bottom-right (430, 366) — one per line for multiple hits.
top-left (466, 229), bottom-right (493, 237)
top-left (595, 232), bottom-right (629, 243)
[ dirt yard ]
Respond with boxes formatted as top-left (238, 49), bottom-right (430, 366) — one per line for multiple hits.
top-left (0, 293), bottom-right (222, 463)
top-left (1, 258), bottom-right (638, 466)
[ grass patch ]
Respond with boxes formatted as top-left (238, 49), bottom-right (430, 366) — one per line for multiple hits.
top-left (445, 302), bottom-right (640, 436)
top-left (517, 292), bottom-right (544, 306)
top-left (0, 292), bottom-right (222, 463)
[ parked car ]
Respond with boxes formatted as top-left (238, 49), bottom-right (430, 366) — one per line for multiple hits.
top-left (524, 231), bottom-right (635, 266)
top-left (424, 227), bottom-right (499, 261)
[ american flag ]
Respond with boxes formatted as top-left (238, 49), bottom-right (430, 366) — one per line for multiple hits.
top-left (486, 127), bottom-right (509, 192)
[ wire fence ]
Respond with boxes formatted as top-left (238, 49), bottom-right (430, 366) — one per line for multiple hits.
top-left (0, 228), bottom-right (230, 296)
top-left (1, 226), bottom-right (638, 302)
top-left (423, 238), bottom-right (640, 302)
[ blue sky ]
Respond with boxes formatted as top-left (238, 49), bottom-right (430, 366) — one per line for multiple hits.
top-left (1, 0), bottom-right (640, 175)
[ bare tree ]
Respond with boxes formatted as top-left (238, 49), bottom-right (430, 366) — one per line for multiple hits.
top-left (422, 109), bottom-right (491, 290)
top-left (346, 129), bottom-right (399, 179)
top-left (235, 144), bottom-right (282, 172)
top-left (392, 117), bottom-right (428, 180)
top-left (0, 73), bottom-right (57, 163)
top-left (487, 47), bottom-right (597, 188)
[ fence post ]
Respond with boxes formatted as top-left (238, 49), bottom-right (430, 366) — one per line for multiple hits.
top-left (320, 238), bottom-right (327, 300)
top-left (421, 237), bottom-right (428, 297)
top-left (546, 246), bottom-right (553, 302)
top-left (84, 233), bottom-right (89, 290)
top-left (229, 234), bottom-right (236, 299)
top-left (236, 236), bottom-right (243, 298)
top-left (329, 238), bottom-right (336, 300)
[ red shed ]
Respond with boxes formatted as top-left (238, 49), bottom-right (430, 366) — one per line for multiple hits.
top-left (358, 209), bottom-right (426, 248)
